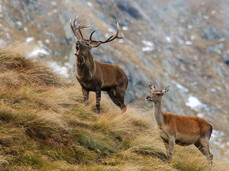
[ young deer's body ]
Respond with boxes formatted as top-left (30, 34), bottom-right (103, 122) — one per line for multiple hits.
top-left (70, 17), bottom-right (128, 114)
top-left (146, 84), bottom-right (213, 164)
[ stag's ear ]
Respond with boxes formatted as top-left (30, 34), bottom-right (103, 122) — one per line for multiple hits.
top-left (149, 82), bottom-right (156, 90)
top-left (162, 85), bottom-right (170, 94)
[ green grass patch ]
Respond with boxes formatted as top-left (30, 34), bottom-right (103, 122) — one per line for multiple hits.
top-left (173, 160), bottom-right (207, 171)
top-left (74, 129), bottom-right (115, 156)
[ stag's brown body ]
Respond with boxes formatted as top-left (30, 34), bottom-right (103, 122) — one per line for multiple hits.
top-left (71, 17), bottom-right (128, 114)
top-left (146, 85), bottom-right (213, 164)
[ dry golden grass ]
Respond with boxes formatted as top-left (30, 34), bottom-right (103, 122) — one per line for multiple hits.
top-left (0, 46), bottom-right (228, 171)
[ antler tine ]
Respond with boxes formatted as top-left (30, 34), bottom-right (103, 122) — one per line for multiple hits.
top-left (77, 23), bottom-right (84, 39)
top-left (107, 23), bottom-right (123, 40)
top-left (70, 16), bottom-right (91, 40)
top-left (70, 16), bottom-right (82, 39)
top-left (92, 22), bottom-right (123, 47)
top-left (89, 29), bottom-right (97, 41)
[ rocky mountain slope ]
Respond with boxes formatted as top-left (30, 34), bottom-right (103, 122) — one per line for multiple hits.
top-left (0, 48), bottom-right (228, 170)
top-left (0, 0), bottom-right (228, 158)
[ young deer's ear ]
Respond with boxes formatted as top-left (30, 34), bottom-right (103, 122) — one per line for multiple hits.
top-left (149, 82), bottom-right (156, 90)
top-left (162, 85), bottom-right (170, 93)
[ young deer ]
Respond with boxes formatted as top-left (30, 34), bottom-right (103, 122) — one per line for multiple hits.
top-left (70, 17), bottom-right (128, 114)
top-left (146, 83), bottom-right (213, 164)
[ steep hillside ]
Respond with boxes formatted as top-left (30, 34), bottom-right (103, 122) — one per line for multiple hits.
top-left (0, 47), bottom-right (228, 170)
top-left (0, 0), bottom-right (229, 158)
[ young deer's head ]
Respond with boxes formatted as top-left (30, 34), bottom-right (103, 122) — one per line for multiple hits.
top-left (70, 16), bottom-right (123, 60)
top-left (146, 83), bottom-right (170, 102)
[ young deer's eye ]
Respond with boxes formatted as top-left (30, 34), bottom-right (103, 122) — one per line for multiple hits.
top-left (156, 93), bottom-right (161, 96)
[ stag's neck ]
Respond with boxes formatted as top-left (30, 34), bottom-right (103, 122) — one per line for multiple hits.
top-left (153, 101), bottom-right (164, 128)
top-left (76, 51), bottom-right (95, 80)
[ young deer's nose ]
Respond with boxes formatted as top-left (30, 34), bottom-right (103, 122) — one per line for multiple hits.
top-left (146, 96), bottom-right (150, 100)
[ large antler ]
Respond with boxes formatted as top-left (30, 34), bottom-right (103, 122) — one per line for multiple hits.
top-left (70, 16), bottom-right (90, 40)
top-left (70, 16), bottom-right (123, 47)
top-left (89, 23), bottom-right (123, 47)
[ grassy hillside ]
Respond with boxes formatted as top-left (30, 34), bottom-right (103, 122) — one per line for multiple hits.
top-left (0, 47), bottom-right (228, 171)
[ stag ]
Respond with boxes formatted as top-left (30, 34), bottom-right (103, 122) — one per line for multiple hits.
top-left (146, 84), bottom-right (213, 164)
top-left (70, 17), bottom-right (128, 114)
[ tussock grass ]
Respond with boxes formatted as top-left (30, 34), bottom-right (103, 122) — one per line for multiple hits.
top-left (0, 46), bottom-right (62, 87)
top-left (172, 146), bottom-right (210, 171)
top-left (0, 46), bottom-right (228, 170)
top-left (0, 105), bottom-right (59, 141)
top-left (130, 130), bottom-right (167, 160)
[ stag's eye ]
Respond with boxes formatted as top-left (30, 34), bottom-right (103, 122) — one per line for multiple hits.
top-left (156, 93), bottom-right (161, 96)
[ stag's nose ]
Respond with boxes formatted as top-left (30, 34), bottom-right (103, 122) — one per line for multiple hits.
top-left (145, 96), bottom-right (150, 100)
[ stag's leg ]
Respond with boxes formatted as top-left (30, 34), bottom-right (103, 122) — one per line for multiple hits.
top-left (107, 87), bottom-right (126, 113)
top-left (115, 87), bottom-right (127, 113)
top-left (199, 137), bottom-right (213, 165)
top-left (168, 137), bottom-right (175, 163)
top-left (95, 90), bottom-right (101, 114)
top-left (107, 89), bottom-right (120, 107)
top-left (82, 88), bottom-right (89, 105)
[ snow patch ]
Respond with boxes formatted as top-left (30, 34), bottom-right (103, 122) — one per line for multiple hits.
top-left (38, 40), bottom-right (45, 48)
top-left (142, 40), bottom-right (154, 52)
top-left (190, 35), bottom-right (195, 41)
top-left (26, 37), bottom-right (35, 44)
top-left (142, 47), bottom-right (154, 52)
top-left (108, 28), bottom-right (115, 32)
top-left (172, 80), bottom-right (189, 92)
top-left (166, 36), bottom-right (172, 43)
top-left (105, 33), bottom-right (110, 38)
top-left (27, 47), bottom-right (50, 58)
top-left (119, 39), bottom-right (124, 44)
top-left (197, 113), bottom-right (204, 118)
top-left (87, 2), bottom-right (93, 7)
top-left (6, 32), bottom-right (10, 39)
top-left (211, 130), bottom-right (227, 149)
top-left (16, 21), bottom-right (22, 26)
top-left (210, 88), bottom-right (216, 93)
top-left (142, 40), bottom-right (153, 47)
top-left (185, 95), bottom-right (205, 111)
top-left (122, 26), bottom-right (128, 31)
top-left (24, 27), bottom-right (28, 32)
top-left (48, 61), bottom-right (69, 78)
top-left (45, 39), bottom-right (50, 44)
top-left (185, 41), bottom-right (192, 46)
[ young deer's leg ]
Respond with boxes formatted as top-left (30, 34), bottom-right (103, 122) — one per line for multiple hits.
top-left (162, 139), bottom-right (169, 159)
top-left (95, 90), bottom-right (101, 114)
top-left (82, 88), bottom-right (89, 105)
top-left (194, 140), bottom-right (205, 156)
top-left (200, 137), bottom-right (213, 165)
top-left (168, 137), bottom-right (175, 163)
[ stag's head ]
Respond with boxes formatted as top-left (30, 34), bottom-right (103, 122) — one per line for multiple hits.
top-left (70, 16), bottom-right (123, 58)
top-left (146, 83), bottom-right (170, 102)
